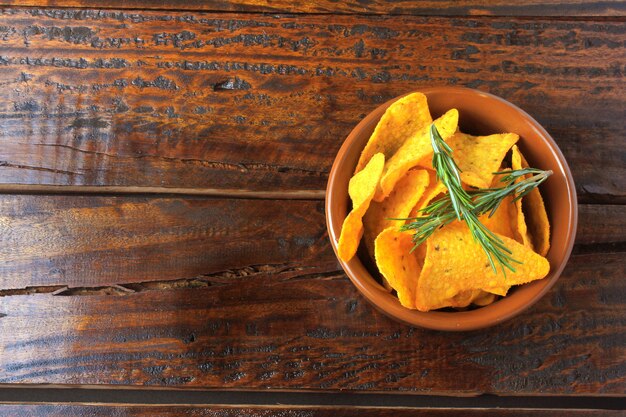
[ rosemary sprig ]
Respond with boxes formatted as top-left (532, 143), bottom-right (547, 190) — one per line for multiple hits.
top-left (402, 124), bottom-right (552, 274)
top-left (428, 124), bottom-right (516, 273)
top-left (472, 168), bottom-right (552, 217)
top-left (400, 168), bottom-right (552, 249)
top-left (429, 124), bottom-right (473, 222)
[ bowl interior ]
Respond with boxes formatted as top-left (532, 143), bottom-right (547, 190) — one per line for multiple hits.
top-left (326, 87), bottom-right (577, 331)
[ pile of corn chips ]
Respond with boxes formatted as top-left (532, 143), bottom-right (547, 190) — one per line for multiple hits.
top-left (337, 93), bottom-right (551, 312)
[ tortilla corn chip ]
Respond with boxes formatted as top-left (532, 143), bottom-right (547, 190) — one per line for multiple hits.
top-left (409, 170), bottom-right (448, 218)
top-left (443, 132), bottom-right (519, 189)
top-left (517, 149), bottom-right (551, 256)
top-left (511, 145), bottom-right (532, 248)
top-left (415, 221), bottom-right (549, 312)
top-left (375, 109), bottom-right (458, 202)
top-left (471, 291), bottom-right (498, 307)
top-left (363, 169), bottom-right (430, 261)
top-left (337, 153), bottom-right (385, 262)
top-left (375, 227), bottom-right (426, 309)
top-left (355, 93), bottom-right (432, 173)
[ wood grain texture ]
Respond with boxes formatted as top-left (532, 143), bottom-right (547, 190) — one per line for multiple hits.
top-left (0, 194), bottom-right (623, 291)
top-left (577, 204), bottom-right (626, 246)
top-left (3, 0), bottom-right (626, 16)
top-left (0, 9), bottom-right (624, 202)
top-left (0, 195), bottom-right (335, 290)
top-left (0, 404), bottom-right (623, 417)
top-left (0, 249), bottom-right (624, 393)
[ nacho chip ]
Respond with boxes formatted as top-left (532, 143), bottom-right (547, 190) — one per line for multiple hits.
top-left (363, 169), bottom-right (430, 260)
top-left (375, 227), bottom-right (426, 309)
top-left (437, 132), bottom-right (519, 188)
top-left (337, 153), bottom-right (385, 262)
top-left (408, 170), bottom-right (448, 218)
top-left (415, 221), bottom-right (549, 312)
top-left (447, 289), bottom-right (481, 308)
top-left (375, 109), bottom-right (459, 202)
top-left (511, 146), bottom-right (532, 248)
top-left (355, 93), bottom-right (432, 173)
top-left (479, 194), bottom-right (516, 240)
top-left (408, 171), bottom-right (515, 303)
top-left (479, 172), bottom-right (517, 241)
top-left (517, 151), bottom-right (551, 256)
top-left (471, 291), bottom-right (498, 307)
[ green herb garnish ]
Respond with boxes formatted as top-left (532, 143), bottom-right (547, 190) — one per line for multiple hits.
top-left (400, 124), bottom-right (552, 275)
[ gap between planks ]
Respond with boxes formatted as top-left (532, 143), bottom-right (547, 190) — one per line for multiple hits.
top-left (0, 387), bottom-right (625, 409)
top-left (0, 268), bottom-right (346, 298)
top-left (3, 249), bottom-right (626, 299)
top-left (0, 184), bottom-right (622, 206)
top-left (0, 184), bottom-right (326, 200)
top-left (2, 3), bottom-right (626, 19)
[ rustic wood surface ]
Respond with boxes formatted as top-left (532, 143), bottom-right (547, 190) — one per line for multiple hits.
top-left (0, 195), bottom-right (334, 289)
top-left (0, 1), bottom-right (625, 409)
top-left (3, 0), bottom-right (626, 16)
top-left (0, 194), bottom-right (624, 393)
top-left (0, 252), bottom-right (623, 392)
top-left (0, 8), bottom-right (624, 202)
top-left (0, 404), bottom-right (623, 417)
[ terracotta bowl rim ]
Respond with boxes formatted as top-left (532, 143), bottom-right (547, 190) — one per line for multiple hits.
top-left (325, 86), bottom-right (578, 331)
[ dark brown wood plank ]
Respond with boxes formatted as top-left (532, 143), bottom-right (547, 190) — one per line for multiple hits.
top-left (1, 195), bottom-right (623, 291)
top-left (577, 204), bottom-right (626, 246)
top-left (0, 404), bottom-right (623, 416)
top-left (0, 195), bottom-right (335, 290)
top-left (1, 250), bottom-right (624, 394)
top-left (3, 0), bottom-right (626, 16)
top-left (0, 9), bottom-right (624, 202)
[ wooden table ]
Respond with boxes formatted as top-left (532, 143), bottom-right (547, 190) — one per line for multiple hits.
top-left (0, 1), bottom-right (625, 415)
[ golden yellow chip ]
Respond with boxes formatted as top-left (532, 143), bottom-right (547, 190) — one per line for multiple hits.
top-left (479, 172), bottom-right (517, 241)
top-left (443, 288), bottom-right (501, 309)
top-left (517, 151), bottom-right (551, 256)
top-left (479, 194), bottom-right (516, 240)
top-left (511, 145), bottom-right (532, 248)
top-left (415, 221), bottom-right (550, 312)
top-left (447, 289), bottom-right (480, 309)
top-left (355, 93), bottom-right (432, 173)
top-left (471, 291), bottom-right (498, 307)
top-left (363, 169), bottom-right (430, 260)
top-left (375, 227), bottom-right (426, 309)
top-left (337, 153), bottom-right (385, 262)
top-left (437, 132), bottom-right (519, 188)
top-left (408, 170), bottom-right (447, 218)
top-left (411, 172), bottom-right (514, 303)
top-left (374, 109), bottom-right (459, 202)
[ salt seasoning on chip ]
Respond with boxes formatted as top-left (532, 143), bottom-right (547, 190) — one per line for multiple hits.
top-left (355, 93), bottom-right (432, 173)
top-left (337, 153), bottom-right (385, 262)
top-left (375, 228), bottom-right (426, 309)
top-left (375, 109), bottom-right (458, 202)
top-left (414, 221), bottom-right (549, 312)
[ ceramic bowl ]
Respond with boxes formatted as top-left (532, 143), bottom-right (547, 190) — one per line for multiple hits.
top-left (325, 87), bottom-right (577, 331)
